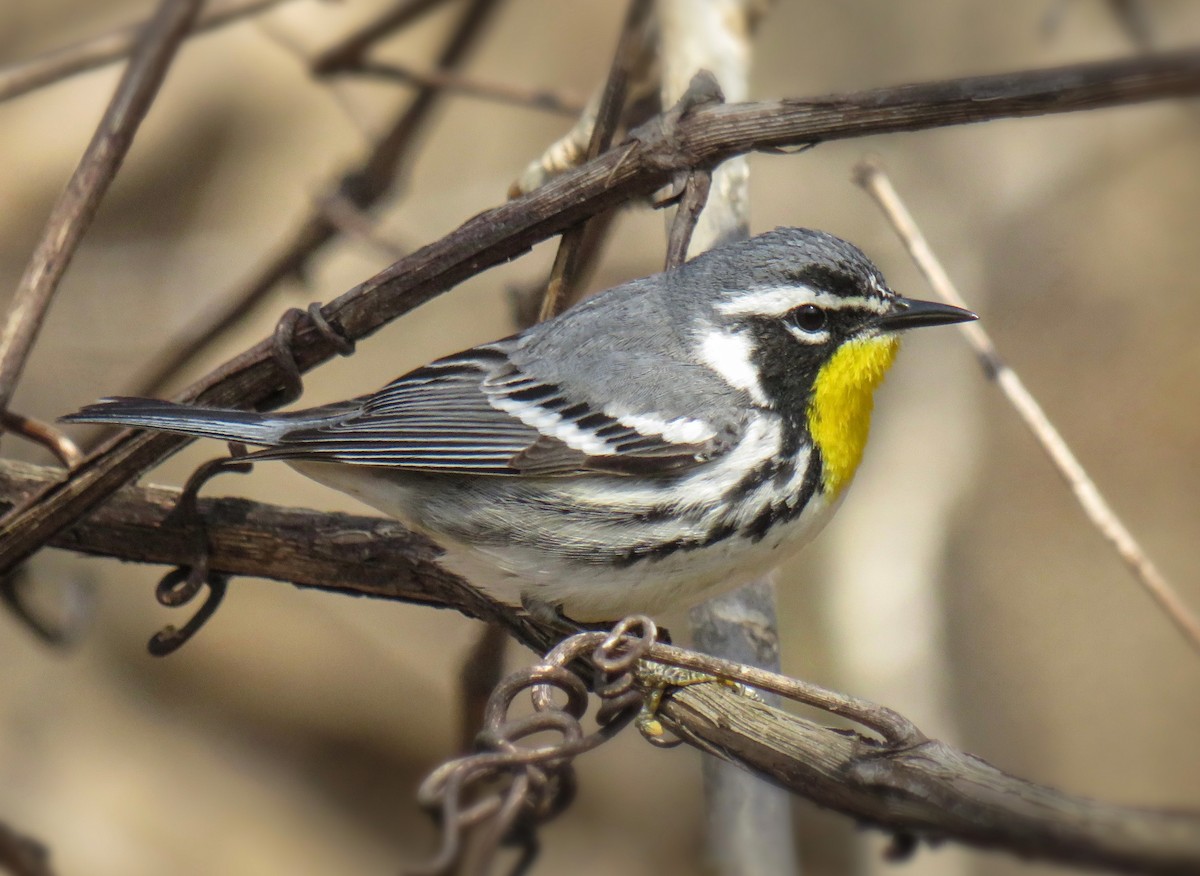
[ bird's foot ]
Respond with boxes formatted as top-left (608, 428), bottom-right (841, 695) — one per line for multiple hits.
top-left (632, 661), bottom-right (762, 745)
top-left (520, 595), bottom-right (590, 635)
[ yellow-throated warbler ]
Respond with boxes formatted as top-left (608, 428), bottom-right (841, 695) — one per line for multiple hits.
top-left (65, 228), bottom-right (974, 620)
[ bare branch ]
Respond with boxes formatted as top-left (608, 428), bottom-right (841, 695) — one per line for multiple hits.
top-left (130, 0), bottom-right (501, 398)
top-left (351, 61), bottom-right (585, 117)
top-left (456, 621), bottom-right (508, 752)
top-left (0, 457), bottom-right (499, 619)
top-left (7, 50), bottom-right (1200, 581)
top-left (0, 411), bottom-right (83, 469)
top-left (0, 0), bottom-right (204, 416)
top-left (663, 169), bottom-right (711, 269)
top-left (316, 192), bottom-right (408, 261)
top-left (540, 0), bottom-right (653, 321)
top-left (309, 0), bottom-right (454, 76)
top-left (853, 159), bottom-right (1200, 657)
top-left (657, 683), bottom-right (1200, 875)
top-left (0, 0), bottom-right (294, 105)
top-left (657, 3), bottom-right (791, 872)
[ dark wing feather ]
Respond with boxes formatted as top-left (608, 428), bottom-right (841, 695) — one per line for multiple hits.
top-left (254, 346), bottom-right (722, 476)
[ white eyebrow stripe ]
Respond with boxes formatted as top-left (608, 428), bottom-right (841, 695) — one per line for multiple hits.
top-left (699, 328), bottom-right (770, 406)
top-left (717, 284), bottom-right (892, 317)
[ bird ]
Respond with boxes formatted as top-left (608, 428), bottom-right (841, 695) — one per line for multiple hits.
top-left (64, 227), bottom-right (975, 622)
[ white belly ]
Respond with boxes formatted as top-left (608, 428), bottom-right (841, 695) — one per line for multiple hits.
top-left (291, 458), bottom-right (840, 621)
top-left (435, 492), bottom-right (838, 620)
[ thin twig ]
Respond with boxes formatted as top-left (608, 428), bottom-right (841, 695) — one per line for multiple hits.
top-left (508, 2), bottom-right (659, 199)
top-left (0, 411), bottom-right (83, 469)
top-left (853, 158), bottom-right (1200, 656)
top-left (647, 642), bottom-right (922, 746)
top-left (7, 50), bottom-right (1200, 578)
top-left (130, 0), bottom-right (500, 398)
top-left (0, 0), bottom-right (294, 105)
top-left (539, 0), bottom-right (652, 321)
top-left (352, 61), bottom-right (584, 117)
top-left (316, 192), bottom-right (408, 261)
top-left (0, 0), bottom-right (204, 418)
top-left (663, 170), bottom-right (711, 269)
top-left (457, 621), bottom-right (509, 753)
top-left (309, 0), bottom-right (453, 75)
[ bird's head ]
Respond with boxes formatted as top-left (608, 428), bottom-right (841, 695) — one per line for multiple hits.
top-left (680, 227), bottom-right (976, 494)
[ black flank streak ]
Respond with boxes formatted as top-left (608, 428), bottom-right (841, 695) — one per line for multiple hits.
top-left (610, 522), bottom-right (739, 568)
top-left (740, 451), bottom-right (823, 543)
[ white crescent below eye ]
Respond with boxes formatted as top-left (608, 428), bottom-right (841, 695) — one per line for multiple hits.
top-left (785, 325), bottom-right (831, 344)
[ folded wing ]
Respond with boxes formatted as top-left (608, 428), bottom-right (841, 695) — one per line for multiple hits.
top-left (260, 345), bottom-right (724, 476)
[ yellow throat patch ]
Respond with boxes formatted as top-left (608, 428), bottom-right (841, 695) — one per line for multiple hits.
top-left (807, 335), bottom-right (899, 497)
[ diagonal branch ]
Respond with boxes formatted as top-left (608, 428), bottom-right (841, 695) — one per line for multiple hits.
top-left (130, 0), bottom-right (502, 398)
top-left (342, 60), bottom-right (585, 117)
top-left (6, 50), bottom-right (1200, 576)
top-left (657, 684), bottom-right (1200, 876)
top-left (0, 0), bottom-right (204, 417)
top-left (0, 0), bottom-right (294, 105)
top-left (539, 0), bottom-right (652, 321)
top-left (309, 0), bottom-right (454, 75)
top-left (854, 159), bottom-right (1200, 656)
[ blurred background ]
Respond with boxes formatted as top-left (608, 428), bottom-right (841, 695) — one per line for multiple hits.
top-left (1, 1), bottom-right (1198, 874)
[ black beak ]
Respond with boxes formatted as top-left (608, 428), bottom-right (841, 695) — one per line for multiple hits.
top-left (879, 297), bottom-right (977, 331)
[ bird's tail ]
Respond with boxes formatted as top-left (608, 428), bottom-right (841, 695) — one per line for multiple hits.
top-left (62, 397), bottom-right (287, 446)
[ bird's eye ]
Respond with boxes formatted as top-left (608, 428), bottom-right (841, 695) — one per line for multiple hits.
top-left (789, 304), bottom-right (826, 333)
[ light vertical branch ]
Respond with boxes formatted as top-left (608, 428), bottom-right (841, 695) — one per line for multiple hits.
top-left (658, 2), bottom-right (799, 875)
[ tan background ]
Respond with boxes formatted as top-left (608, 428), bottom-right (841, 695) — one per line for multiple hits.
top-left (1, 1), bottom-right (1198, 874)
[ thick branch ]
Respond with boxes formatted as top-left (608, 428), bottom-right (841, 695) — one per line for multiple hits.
top-left (0, 458), bottom-right (549, 647)
top-left (6, 454), bottom-right (1198, 873)
top-left (5, 50), bottom-right (1200, 575)
top-left (658, 685), bottom-right (1200, 875)
top-left (0, 459), bottom-right (466, 609)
